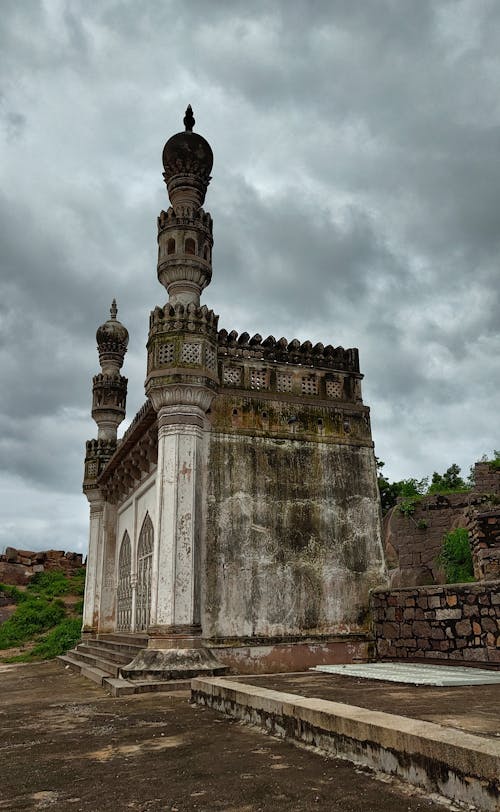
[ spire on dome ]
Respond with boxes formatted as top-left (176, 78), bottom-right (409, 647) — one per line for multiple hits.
top-left (110, 299), bottom-right (118, 320)
top-left (183, 104), bottom-right (195, 132)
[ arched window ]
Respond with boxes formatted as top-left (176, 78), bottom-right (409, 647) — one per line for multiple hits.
top-left (203, 244), bottom-right (209, 260)
top-left (117, 532), bottom-right (132, 631)
top-left (167, 238), bottom-right (176, 255)
top-left (185, 237), bottom-right (196, 255)
top-left (136, 513), bottom-right (154, 631)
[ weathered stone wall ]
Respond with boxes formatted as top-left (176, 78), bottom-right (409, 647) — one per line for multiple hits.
top-left (0, 548), bottom-right (84, 586)
top-left (383, 464), bottom-right (500, 587)
top-left (203, 405), bottom-right (386, 641)
top-left (466, 509), bottom-right (500, 581)
top-left (372, 582), bottom-right (500, 665)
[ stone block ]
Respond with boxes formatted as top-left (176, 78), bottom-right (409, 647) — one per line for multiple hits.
top-left (412, 621), bottom-right (432, 637)
top-left (481, 617), bottom-right (498, 634)
top-left (381, 622), bottom-right (399, 639)
top-left (462, 647), bottom-right (487, 662)
top-left (435, 608), bottom-right (461, 620)
top-left (455, 619), bottom-right (472, 636)
top-left (428, 596), bottom-right (441, 609)
top-left (446, 594), bottom-right (458, 607)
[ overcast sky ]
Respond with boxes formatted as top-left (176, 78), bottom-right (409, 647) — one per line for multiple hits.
top-left (1, 0), bottom-right (499, 555)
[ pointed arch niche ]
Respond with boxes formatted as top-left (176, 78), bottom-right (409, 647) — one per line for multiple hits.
top-left (116, 532), bottom-right (132, 631)
top-left (135, 513), bottom-right (154, 631)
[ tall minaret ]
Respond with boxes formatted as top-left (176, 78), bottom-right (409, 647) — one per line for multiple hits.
top-left (145, 106), bottom-right (219, 639)
top-left (82, 301), bottom-right (128, 634)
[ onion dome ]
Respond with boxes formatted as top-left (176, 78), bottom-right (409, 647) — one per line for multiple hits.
top-left (162, 105), bottom-right (213, 209)
top-left (96, 300), bottom-right (129, 372)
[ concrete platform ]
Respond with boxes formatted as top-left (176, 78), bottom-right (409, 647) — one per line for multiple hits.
top-left (0, 660), bottom-right (455, 811)
top-left (192, 673), bottom-right (500, 811)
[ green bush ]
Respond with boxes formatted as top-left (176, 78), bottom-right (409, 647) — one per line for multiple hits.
top-left (29, 617), bottom-right (82, 660)
top-left (437, 528), bottom-right (475, 584)
top-left (0, 597), bottom-right (66, 649)
top-left (27, 570), bottom-right (70, 598)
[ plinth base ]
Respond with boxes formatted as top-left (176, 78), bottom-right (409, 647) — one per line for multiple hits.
top-left (121, 646), bottom-right (229, 681)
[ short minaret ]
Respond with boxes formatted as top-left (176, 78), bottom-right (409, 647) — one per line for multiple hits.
top-left (145, 106), bottom-right (219, 642)
top-left (92, 300), bottom-right (129, 441)
top-left (82, 301), bottom-right (128, 634)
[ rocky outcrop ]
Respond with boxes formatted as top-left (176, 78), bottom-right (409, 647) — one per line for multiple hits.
top-left (0, 548), bottom-right (84, 587)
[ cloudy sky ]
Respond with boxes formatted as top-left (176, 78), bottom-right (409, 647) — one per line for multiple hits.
top-left (1, 0), bottom-right (499, 555)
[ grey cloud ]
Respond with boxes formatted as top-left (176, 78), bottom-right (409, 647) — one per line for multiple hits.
top-left (1, 0), bottom-right (499, 551)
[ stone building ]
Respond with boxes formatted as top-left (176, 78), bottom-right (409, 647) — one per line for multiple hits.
top-left (82, 107), bottom-right (387, 675)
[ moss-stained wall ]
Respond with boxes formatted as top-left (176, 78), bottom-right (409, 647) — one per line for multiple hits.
top-left (202, 412), bottom-right (386, 640)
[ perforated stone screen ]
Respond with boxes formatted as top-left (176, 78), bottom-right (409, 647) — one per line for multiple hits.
top-left (250, 369), bottom-right (268, 390)
top-left (157, 343), bottom-right (174, 365)
top-left (223, 367), bottom-right (242, 385)
top-left (277, 374), bottom-right (293, 392)
top-left (181, 342), bottom-right (202, 364)
top-left (301, 377), bottom-right (318, 396)
top-left (326, 379), bottom-right (343, 399)
top-left (205, 345), bottom-right (217, 371)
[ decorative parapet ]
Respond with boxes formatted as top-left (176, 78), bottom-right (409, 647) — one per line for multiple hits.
top-left (217, 330), bottom-right (359, 372)
top-left (217, 329), bottom-right (362, 404)
top-left (92, 373), bottom-right (127, 410)
top-left (157, 206), bottom-right (213, 235)
top-left (149, 302), bottom-right (218, 337)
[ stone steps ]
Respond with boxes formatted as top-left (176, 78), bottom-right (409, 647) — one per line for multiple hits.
top-left (58, 633), bottom-right (217, 696)
top-left (57, 633), bottom-right (229, 694)
top-left (58, 653), bottom-right (190, 696)
top-left (75, 643), bottom-right (136, 666)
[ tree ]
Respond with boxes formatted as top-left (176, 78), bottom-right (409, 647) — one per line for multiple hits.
top-left (428, 464), bottom-right (466, 494)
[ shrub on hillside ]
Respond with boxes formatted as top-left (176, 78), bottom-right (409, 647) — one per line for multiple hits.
top-left (437, 528), bottom-right (474, 584)
top-left (0, 597), bottom-right (66, 649)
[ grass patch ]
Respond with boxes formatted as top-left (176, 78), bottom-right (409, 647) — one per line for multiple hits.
top-left (4, 618), bottom-right (83, 663)
top-left (0, 597), bottom-right (66, 649)
top-left (0, 567), bottom-right (85, 660)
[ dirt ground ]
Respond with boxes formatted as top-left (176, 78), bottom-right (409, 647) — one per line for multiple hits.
top-left (235, 671), bottom-right (500, 739)
top-left (0, 661), bottom-right (459, 812)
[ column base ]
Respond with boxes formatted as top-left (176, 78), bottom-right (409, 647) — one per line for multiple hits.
top-left (121, 645), bottom-right (228, 682)
top-left (147, 624), bottom-right (202, 649)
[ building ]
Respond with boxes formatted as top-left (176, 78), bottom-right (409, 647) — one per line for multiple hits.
top-left (82, 107), bottom-right (387, 676)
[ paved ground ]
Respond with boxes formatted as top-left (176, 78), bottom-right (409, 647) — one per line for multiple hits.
top-left (0, 661), bottom-right (459, 812)
top-left (236, 671), bottom-right (500, 740)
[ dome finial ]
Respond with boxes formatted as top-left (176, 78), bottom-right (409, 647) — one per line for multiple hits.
top-left (183, 104), bottom-right (195, 132)
top-left (110, 299), bottom-right (118, 320)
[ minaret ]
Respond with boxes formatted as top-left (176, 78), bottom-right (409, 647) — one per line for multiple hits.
top-left (145, 106), bottom-right (219, 640)
top-left (82, 301), bottom-right (128, 634)
top-left (92, 300), bottom-right (129, 441)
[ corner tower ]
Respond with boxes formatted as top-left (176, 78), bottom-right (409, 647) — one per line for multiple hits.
top-left (145, 107), bottom-right (219, 642)
top-left (82, 301), bottom-right (128, 634)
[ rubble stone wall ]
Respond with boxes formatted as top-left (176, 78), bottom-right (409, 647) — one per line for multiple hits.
top-left (0, 547), bottom-right (84, 586)
top-left (466, 509), bottom-right (500, 581)
top-left (372, 582), bottom-right (500, 665)
top-left (383, 463), bottom-right (500, 588)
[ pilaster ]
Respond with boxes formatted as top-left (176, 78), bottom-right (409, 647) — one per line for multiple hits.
top-left (82, 491), bottom-right (105, 634)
